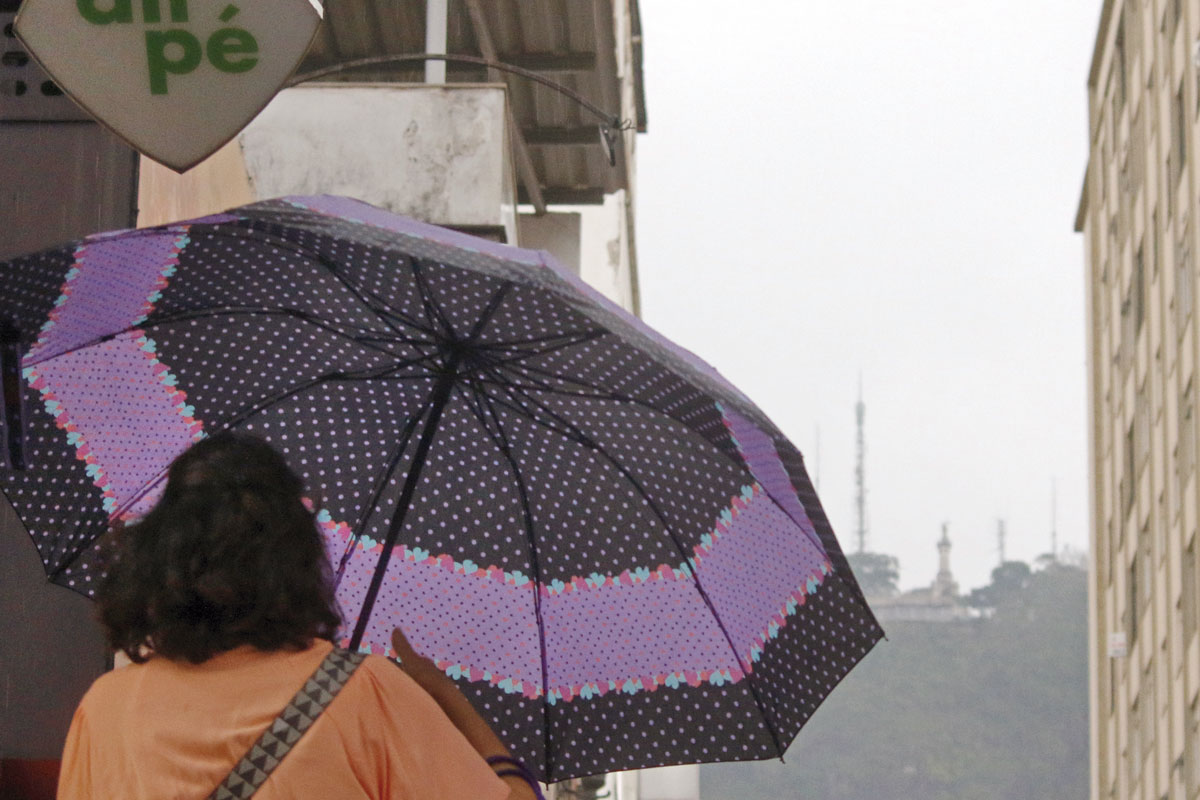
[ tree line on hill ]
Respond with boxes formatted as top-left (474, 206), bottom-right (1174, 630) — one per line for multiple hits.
top-left (699, 558), bottom-right (1088, 800)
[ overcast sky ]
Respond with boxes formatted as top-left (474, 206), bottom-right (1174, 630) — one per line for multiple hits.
top-left (634, 1), bottom-right (1101, 591)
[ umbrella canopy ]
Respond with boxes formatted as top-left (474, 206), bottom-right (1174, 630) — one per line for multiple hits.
top-left (0, 196), bottom-right (882, 781)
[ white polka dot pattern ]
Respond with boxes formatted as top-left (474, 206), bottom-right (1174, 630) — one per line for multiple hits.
top-left (0, 196), bottom-right (883, 782)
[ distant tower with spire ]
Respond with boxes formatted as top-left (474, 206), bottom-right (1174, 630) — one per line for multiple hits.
top-left (1050, 479), bottom-right (1058, 563)
top-left (854, 379), bottom-right (866, 554)
top-left (933, 522), bottom-right (959, 600)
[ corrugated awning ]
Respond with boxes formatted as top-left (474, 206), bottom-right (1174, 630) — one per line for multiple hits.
top-left (295, 0), bottom-right (646, 210)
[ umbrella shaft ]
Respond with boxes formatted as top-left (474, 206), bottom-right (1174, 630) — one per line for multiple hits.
top-left (348, 366), bottom-right (459, 651)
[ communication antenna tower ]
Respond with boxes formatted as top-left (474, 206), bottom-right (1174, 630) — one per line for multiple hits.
top-left (814, 425), bottom-right (821, 491)
top-left (997, 518), bottom-right (1006, 566)
top-left (854, 379), bottom-right (866, 554)
top-left (1050, 478), bottom-right (1058, 562)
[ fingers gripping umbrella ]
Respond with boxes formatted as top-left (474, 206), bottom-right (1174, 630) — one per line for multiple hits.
top-left (0, 197), bottom-right (882, 781)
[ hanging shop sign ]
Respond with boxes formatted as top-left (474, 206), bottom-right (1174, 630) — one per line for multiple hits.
top-left (14, 0), bottom-right (322, 172)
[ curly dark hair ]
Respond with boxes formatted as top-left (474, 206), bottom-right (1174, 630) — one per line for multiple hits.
top-left (97, 432), bottom-right (341, 664)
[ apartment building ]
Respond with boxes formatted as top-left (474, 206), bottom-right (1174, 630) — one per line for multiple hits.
top-left (1077, 1), bottom-right (1200, 798)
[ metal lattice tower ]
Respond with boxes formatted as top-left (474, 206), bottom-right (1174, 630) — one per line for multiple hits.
top-left (1050, 478), bottom-right (1058, 562)
top-left (997, 518), bottom-right (1006, 566)
top-left (854, 380), bottom-right (867, 554)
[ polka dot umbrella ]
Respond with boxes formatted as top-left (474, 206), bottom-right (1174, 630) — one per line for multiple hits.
top-left (0, 196), bottom-right (882, 782)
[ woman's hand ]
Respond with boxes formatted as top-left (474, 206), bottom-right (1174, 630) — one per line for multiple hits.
top-left (391, 627), bottom-right (539, 800)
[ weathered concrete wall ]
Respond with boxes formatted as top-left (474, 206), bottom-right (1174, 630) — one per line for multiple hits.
top-left (239, 84), bottom-right (517, 241)
top-left (577, 191), bottom-right (635, 310)
top-left (637, 764), bottom-right (701, 799)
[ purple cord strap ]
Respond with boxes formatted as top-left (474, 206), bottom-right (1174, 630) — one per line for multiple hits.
top-left (485, 755), bottom-right (546, 799)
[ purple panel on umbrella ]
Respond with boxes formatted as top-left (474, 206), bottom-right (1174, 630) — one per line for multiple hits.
top-left (331, 535), bottom-right (544, 690)
top-left (720, 404), bottom-right (826, 556)
top-left (31, 334), bottom-right (200, 518)
top-left (540, 485), bottom-right (828, 690)
top-left (285, 196), bottom-right (543, 266)
top-left (542, 568), bottom-right (731, 688)
top-left (28, 231), bottom-right (188, 363)
top-left (323, 482), bottom-right (832, 702)
top-left (694, 485), bottom-right (829, 662)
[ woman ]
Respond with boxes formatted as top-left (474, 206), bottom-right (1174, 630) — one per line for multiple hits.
top-left (56, 432), bottom-right (539, 800)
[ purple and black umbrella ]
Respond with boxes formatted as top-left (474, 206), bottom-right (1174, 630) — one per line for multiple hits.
top-left (0, 196), bottom-right (882, 781)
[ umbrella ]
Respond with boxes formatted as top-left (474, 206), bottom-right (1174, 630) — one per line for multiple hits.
top-left (0, 196), bottom-right (883, 781)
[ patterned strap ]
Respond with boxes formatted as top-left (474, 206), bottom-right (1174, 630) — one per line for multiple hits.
top-left (207, 647), bottom-right (367, 800)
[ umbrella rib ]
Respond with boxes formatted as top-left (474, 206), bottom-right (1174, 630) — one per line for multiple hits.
top-left (47, 361), bottom-right (440, 575)
top-left (482, 330), bottom-right (610, 365)
top-left (483, 362), bottom-right (813, 540)
top-left (409, 259), bottom-right (458, 340)
top-left (348, 282), bottom-right (511, 651)
top-left (313, 265), bottom-right (436, 338)
top-left (468, 381), bottom-right (556, 779)
top-left (494, 359), bottom-right (634, 400)
top-left (477, 376), bottom-right (789, 757)
top-left (476, 327), bottom-right (609, 352)
top-left (488, 360), bottom-right (826, 562)
top-left (332, 394), bottom-right (434, 590)
top-left (22, 306), bottom-right (423, 368)
top-left (203, 222), bottom-right (437, 339)
top-left (501, 359), bottom-right (792, 494)
top-left (488, 359), bottom-right (666, 416)
top-left (346, 371), bottom-right (454, 651)
top-left (474, 377), bottom-right (636, 404)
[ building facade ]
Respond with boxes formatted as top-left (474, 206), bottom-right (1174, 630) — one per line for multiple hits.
top-left (864, 525), bottom-right (973, 624)
top-left (1, 3), bottom-right (698, 798)
top-left (1078, 2), bottom-right (1200, 798)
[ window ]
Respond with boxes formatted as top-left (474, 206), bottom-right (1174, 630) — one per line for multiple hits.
top-left (1188, 697), bottom-right (1200, 799)
top-left (1109, 518), bottom-right (1119, 586)
top-left (1136, 381), bottom-right (1151, 467)
top-left (1183, 540), bottom-right (1196, 644)
top-left (1102, 259), bottom-right (1112, 333)
top-left (1121, 292), bottom-right (1137, 376)
top-left (1181, 380), bottom-right (1195, 483)
top-left (1124, 421), bottom-right (1137, 519)
top-left (1110, 657), bottom-right (1117, 713)
top-left (1152, 211), bottom-right (1160, 280)
top-left (1116, 21), bottom-right (1128, 115)
top-left (1177, 238), bottom-right (1193, 335)
top-left (1136, 243), bottom-right (1147, 332)
top-left (1142, 665), bottom-right (1155, 755)
top-left (1141, 525), bottom-right (1154, 615)
top-left (1173, 84), bottom-right (1188, 185)
top-left (1131, 694), bottom-right (1143, 780)
top-left (1130, 556), bottom-right (1140, 643)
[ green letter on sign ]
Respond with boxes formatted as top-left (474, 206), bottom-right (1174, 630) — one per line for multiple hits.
top-left (145, 29), bottom-right (201, 94)
top-left (77, 0), bottom-right (133, 24)
top-left (139, 0), bottom-right (186, 22)
top-left (206, 28), bottom-right (258, 73)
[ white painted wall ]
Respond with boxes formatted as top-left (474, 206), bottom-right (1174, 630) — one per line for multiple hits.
top-left (238, 83), bottom-right (518, 242)
top-left (637, 765), bottom-right (701, 800)
top-left (575, 191), bottom-right (634, 309)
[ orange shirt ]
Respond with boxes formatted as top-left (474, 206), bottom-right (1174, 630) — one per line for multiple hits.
top-left (56, 640), bottom-right (509, 800)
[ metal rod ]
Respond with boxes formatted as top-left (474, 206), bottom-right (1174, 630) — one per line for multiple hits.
top-left (348, 365), bottom-right (457, 650)
top-left (424, 0), bottom-right (448, 83)
top-left (289, 53), bottom-right (626, 130)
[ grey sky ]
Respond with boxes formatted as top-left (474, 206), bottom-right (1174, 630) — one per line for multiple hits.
top-left (634, 1), bottom-right (1101, 591)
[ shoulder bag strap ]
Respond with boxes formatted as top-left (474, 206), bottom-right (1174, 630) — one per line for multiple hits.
top-left (207, 646), bottom-right (367, 800)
